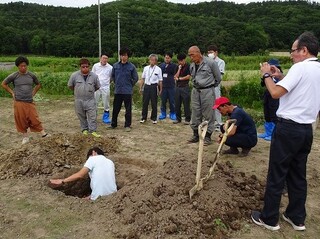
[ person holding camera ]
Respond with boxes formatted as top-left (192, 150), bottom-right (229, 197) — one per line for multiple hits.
top-left (257, 59), bottom-right (282, 141)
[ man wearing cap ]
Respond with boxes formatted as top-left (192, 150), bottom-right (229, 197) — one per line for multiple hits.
top-left (213, 97), bottom-right (257, 156)
top-left (251, 32), bottom-right (320, 232)
top-left (188, 46), bottom-right (221, 145)
top-left (258, 59), bottom-right (282, 141)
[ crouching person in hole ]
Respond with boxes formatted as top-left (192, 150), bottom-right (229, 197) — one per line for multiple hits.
top-left (213, 97), bottom-right (257, 157)
top-left (1, 56), bottom-right (50, 145)
top-left (50, 147), bottom-right (117, 200)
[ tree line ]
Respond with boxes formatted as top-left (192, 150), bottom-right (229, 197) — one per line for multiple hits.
top-left (0, 0), bottom-right (319, 57)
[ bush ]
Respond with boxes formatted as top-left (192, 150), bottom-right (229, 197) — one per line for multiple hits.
top-left (37, 72), bottom-right (73, 95)
top-left (223, 79), bottom-right (264, 110)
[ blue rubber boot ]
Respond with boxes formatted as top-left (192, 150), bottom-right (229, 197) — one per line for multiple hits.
top-left (264, 122), bottom-right (275, 141)
top-left (170, 112), bottom-right (177, 121)
top-left (159, 110), bottom-right (166, 120)
top-left (258, 122), bottom-right (269, 138)
top-left (102, 112), bottom-right (111, 124)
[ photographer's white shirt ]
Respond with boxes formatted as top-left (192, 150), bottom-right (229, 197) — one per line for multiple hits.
top-left (84, 155), bottom-right (117, 200)
top-left (276, 57), bottom-right (320, 124)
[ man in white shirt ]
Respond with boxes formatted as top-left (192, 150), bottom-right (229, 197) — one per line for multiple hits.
top-left (208, 45), bottom-right (225, 131)
top-left (251, 32), bottom-right (320, 232)
top-left (139, 54), bottom-right (163, 124)
top-left (92, 53), bottom-right (113, 124)
top-left (50, 147), bottom-right (117, 200)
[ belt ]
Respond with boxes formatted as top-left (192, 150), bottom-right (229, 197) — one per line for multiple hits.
top-left (277, 117), bottom-right (311, 125)
top-left (194, 84), bottom-right (215, 90)
top-left (145, 83), bottom-right (158, 86)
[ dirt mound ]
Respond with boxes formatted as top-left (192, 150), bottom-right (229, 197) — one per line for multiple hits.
top-left (105, 158), bottom-right (265, 239)
top-left (0, 133), bottom-right (119, 180)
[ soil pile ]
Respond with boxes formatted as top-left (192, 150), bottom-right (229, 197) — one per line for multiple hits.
top-left (105, 158), bottom-right (265, 239)
top-left (0, 133), bottom-right (119, 180)
top-left (0, 133), bottom-right (266, 238)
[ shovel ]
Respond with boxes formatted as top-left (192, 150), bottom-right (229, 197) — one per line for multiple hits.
top-left (189, 121), bottom-right (208, 199)
top-left (189, 119), bottom-right (237, 199)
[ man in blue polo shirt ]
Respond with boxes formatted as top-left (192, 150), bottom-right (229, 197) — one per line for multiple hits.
top-left (159, 52), bottom-right (177, 121)
top-left (213, 97), bottom-right (257, 157)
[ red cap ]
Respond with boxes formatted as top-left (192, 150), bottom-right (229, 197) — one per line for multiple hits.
top-left (213, 97), bottom-right (230, 109)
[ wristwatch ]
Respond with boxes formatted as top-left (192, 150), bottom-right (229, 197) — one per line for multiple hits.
top-left (262, 73), bottom-right (271, 80)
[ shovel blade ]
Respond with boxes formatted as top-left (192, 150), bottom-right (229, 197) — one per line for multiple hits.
top-left (189, 181), bottom-right (203, 199)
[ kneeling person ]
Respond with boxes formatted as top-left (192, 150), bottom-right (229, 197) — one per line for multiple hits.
top-left (213, 97), bottom-right (257, 157)
top-left (50, 147), bottom-right (117, 200)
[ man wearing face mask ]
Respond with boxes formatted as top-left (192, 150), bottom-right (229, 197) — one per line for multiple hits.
top-left (208, 45), bottom-right (225, 131)
top-left (68, 58), bottom-right (101, 137)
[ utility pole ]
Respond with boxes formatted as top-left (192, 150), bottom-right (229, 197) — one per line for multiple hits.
top-left (117, 12), bottom-right (121, 61)
top-left (98, 0), bottom-right (102, 57)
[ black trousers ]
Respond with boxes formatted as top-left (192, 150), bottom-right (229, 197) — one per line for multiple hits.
top-left (111, 94), bottom-right (132, 128)
top-left (261, 120), bottom-right (313, 226)
top-left (263, 90), bottom-right (279, 122)
top-left (175, 86), bottom-right (191, 122)
top-left (221, 125), bottom-right (257, 149)
top-left (225, 133), bottom-right (257, 149)
top-left (141, 84), bottom-right (158, 121)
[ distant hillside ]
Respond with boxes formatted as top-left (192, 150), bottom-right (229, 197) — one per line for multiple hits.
top-left (0, 0), bottom-right (319, 56)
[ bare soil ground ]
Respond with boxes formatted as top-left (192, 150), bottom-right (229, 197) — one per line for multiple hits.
top-left (0, 97), bottom-right (319, 239)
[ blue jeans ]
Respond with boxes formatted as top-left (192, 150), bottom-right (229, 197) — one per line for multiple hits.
top-left (161, 87), bottom-right (175, 114)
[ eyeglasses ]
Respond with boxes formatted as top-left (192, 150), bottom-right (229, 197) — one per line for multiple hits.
top-left (290, 48), bottom-right (301, 54)
top-left (81, 65), bottom-right (89, 68)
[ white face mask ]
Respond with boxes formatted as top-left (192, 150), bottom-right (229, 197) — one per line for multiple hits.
top-left (208, 53), bottom-right (215, 58)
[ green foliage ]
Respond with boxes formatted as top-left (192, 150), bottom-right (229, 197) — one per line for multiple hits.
top-left (213, 218), bottom-right (227, 230)
top-left (37, 72), bottom-right (73, 95)
top-left (0, 1), bottom-right (320, 56)
top-left (223, 77), bottom-right (264, 110)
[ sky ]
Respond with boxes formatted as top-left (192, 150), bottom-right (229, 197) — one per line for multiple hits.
top-left (0, 0), bottom-right (270, 8)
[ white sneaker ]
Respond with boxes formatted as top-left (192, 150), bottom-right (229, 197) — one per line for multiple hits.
top-left (282, 214), bottom-right (306, 231)
top-left (152, 121), bottom-right (157, 124)
top-left (22, 137), bottom-right (30, 145)
top-left (140, 119), bottom-right (146, 123)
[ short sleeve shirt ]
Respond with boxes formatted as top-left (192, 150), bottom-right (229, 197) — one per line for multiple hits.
top-left (68, 71), bottom-right (100, 100)
top-left (84, 155), bottom-right (117, 200)
top-left (4, 71), bottom-right (40, 103)
top-left (229, 107), bottom-right (257, 136)
top-left (176, 63), bottom-right (191, 88)
top-left (142, 65), bottom-right (163, 85)
top-left (215, 57), bottom-right (225, 75)
top-left (276, 58), bottom-right (320, 124)
top-left (160, 62), bottom-right (177, 88)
